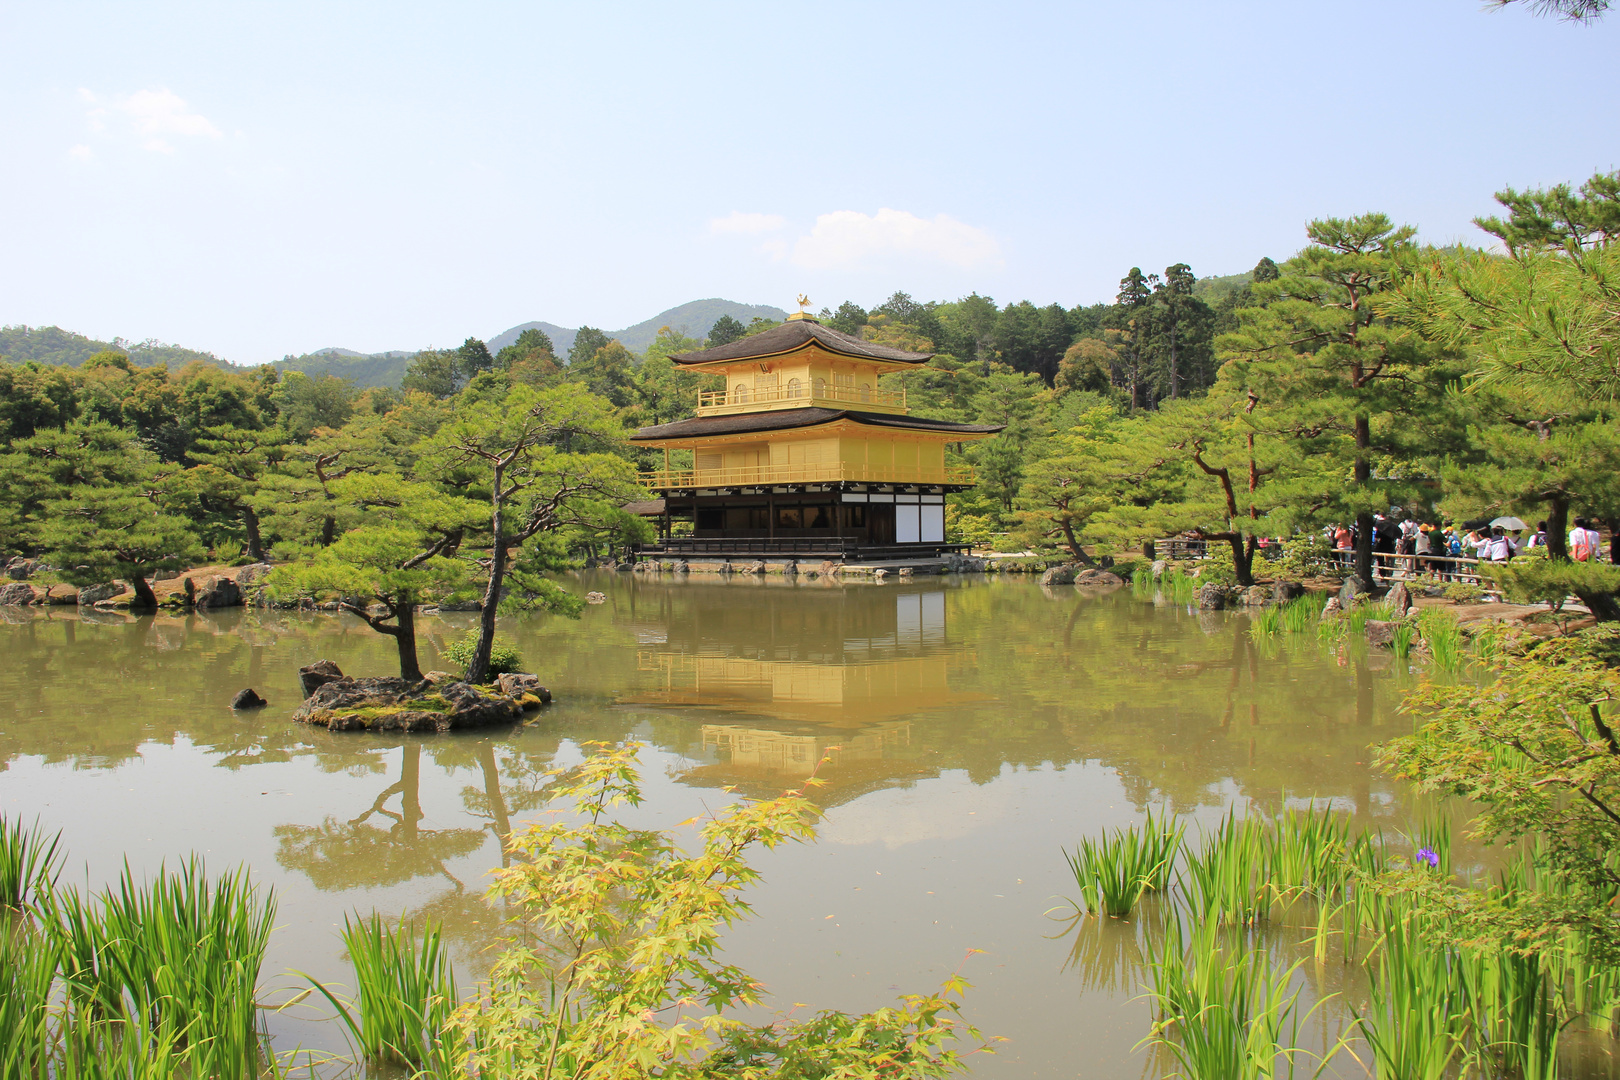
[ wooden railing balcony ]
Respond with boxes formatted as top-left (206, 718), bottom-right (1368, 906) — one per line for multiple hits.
top-left (640, 462), bottom-right (974, 489)
top-left (695, 384), bottom-right (908, 416)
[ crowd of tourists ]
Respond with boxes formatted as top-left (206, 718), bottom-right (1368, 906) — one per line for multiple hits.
top-left (1323, 515), bottom-right (1607, 580)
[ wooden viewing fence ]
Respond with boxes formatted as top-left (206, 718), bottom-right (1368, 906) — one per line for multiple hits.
top-left (1156, 538), bottom-right (1492, 586)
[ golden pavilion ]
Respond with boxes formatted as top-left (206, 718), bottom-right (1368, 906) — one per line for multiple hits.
top-left (628, 308), bottom-right (1003, 559)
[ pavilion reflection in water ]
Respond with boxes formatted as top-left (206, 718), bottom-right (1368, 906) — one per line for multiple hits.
top-left (619, 584), bottom-right (983, 800)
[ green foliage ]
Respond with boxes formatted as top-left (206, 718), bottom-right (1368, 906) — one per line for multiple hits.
top-left (1388, 169), bottom-right (1620, 399)
top-left (1064, 807), bottom-right (1183, 917)
top-left (444, 630), bottom-right (524, 680)
top-left (445, 741), bottom-right (992, 1079)
top-left (303, 913), bottom-right (458, 1072)
top-left (1379, 645), bottom-right (1620, 965)
top-left (706, 314), bottom-right (745, 347)
top-left (1268, 535), bottom-right (1336, 581)
top-left (1444, 581), bottom-right (1484, 604)
top-left (1138, 917), bottom-right (1320, 1080)
top-left (1416, 608), bottom-right (1464, 671)
top-left (0, 816), bottom-right (64, 914)
top-left (1353, 914), bottom-right (1472, 1080)
top-left (44, 856), bottom-right (276, 1073)
top-left (1487, 556), bottom-right (1620, 618)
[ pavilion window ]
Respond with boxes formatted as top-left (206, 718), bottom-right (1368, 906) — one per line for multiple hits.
top-left (787, 377), bottom-right (803, 398)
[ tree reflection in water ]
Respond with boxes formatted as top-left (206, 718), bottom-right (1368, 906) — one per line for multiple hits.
top-left (274, 742), bottom-right (485, 892)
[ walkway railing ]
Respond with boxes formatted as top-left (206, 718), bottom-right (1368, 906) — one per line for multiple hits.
top-left (696, 384), bottom-right (907, 416)
top-left (640, 463), bottom-right (974, 489)
top-left (1155, 539), bottom-right (1491, 585)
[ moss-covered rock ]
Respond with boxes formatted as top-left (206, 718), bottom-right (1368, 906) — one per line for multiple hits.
top-left (292, 675), bottom-right (524, 733)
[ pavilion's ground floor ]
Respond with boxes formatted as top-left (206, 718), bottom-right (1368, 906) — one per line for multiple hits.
top-left (627, 483), bottom-right (967, 562)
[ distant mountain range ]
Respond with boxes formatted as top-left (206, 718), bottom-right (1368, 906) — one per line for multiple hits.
top-left (0, 324), bottom-right (243, 372)
top-left (277, 298), bottom-right (790, 389)
top-left (0, 299), bottom-right (790, 389)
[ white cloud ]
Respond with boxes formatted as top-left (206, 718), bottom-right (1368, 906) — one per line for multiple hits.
top-left (79, 87), bottom-right (222, 153)
top-left (68, 144), bottom-right (95, 162)
top-left (708, 211), bottom-right (786, 235)
top-left (790, 208), bottom-right (1001, 272)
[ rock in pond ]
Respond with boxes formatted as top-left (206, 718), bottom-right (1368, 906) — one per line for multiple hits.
top-left (292, 677), bottom-right (524, 733)
top-left (0, 583), bottom-right (36, 606)
top-left (1273, 581), bottom-right (1306, 603)
top-left (299, 659), bottom-right (346, 698)
top-left (78, 582), bottom-right (126, 606)
top-left (1364, 620), bottom-right (1397, 647)
top-left (231, 688), bottom-right (268, 709)
top-left (1385, 581), bottom-right (1413, 617)
top-left (1074, 568), bottom-right (1125, 587)
top-left (1041, 564), bottom-right (1079, 587)
top-left (495, 672), bottom-right (552, 705)
top-left (195, 575), bottom-right (242, 609)
top-left (1197, 583), bottom-right (1228, 611)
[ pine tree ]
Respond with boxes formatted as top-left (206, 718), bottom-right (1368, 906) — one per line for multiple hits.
top-left (1110, 268), bottom-right (1155, 409)
top-left (705, 315), bottom-right (746, 347)
top-left (417, 384), bottom-right (641, 683)
top-left (1219, 215), bottom-right (1456, 590)
top-left (181, 425), bottom-right (290, 561)
top-left (269, 474), bottom-right (479, 681)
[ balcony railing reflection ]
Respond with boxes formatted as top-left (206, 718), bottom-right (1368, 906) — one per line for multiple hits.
top-left (639, 462), bottom-right (973, 489)
top-left (696, 384), bottom-right (907, 416)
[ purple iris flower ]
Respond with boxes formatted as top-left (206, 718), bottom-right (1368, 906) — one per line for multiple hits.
top-left (1415, 847), bottom-right (1440, 868)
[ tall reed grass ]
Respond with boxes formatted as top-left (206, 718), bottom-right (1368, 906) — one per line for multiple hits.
top-left (1062, 805), bottom-right (1610, 1079)
top-left (0, 816), bottom-right (64, 914)
top-left (1159, 569), bottom-right (1197, 603)
top-left (1416, 607), bottom-right (1464, 671)
top-left (306, 912), bottom-right (459, 1071)
top-left (1279, 594), bottom-right (1324, 634)
top-left (1065, 808), bottom-right (1184, 918)
top-left (38, 857), bottom-right (277, 1074)
top-left (1138, 917), bottom-right (1322, 1080)
top-left (1353, 913), bottom-right (1472, 1080)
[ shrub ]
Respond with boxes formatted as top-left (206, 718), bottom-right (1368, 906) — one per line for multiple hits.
top-left (442, 631), bottom-right (524, 681)
top-left (445, 742), bottom-right (993, 1077)
top-left (1444, 582), bottom-right (1483, 605)
top-left (1194, 558), bottom-right (1239, 587)
top-left (1270, 535), bottom-right (1338, 581)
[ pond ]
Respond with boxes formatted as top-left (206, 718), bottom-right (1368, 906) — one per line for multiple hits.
top-left (0, 572), bottom-right (1600, 1076)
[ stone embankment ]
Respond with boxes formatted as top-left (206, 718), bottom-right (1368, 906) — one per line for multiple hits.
top-left (622, 552), bottom-right (993, 580)
top-left (288, 660), bottom-right (551, 733)
top-left (0, 558), bottom-right (272, 610)
top-left (1039, 564), bottom-right (1126, 588)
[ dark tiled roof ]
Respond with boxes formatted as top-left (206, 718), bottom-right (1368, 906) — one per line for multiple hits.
top-left (621, 499), bottom-right (666, 515)
top-left (670, 318), bottom-right (932, 366)
top-left (630, 407), bottom-right (1003, 442)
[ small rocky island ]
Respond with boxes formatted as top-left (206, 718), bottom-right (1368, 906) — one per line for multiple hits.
top-left (290, 660), bottom-right (551, 733)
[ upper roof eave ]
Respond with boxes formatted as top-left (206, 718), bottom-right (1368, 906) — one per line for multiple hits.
top-left (669, 317), bottom-right (933, 367)
top-left (628, 406), bottom-right (1004, 443)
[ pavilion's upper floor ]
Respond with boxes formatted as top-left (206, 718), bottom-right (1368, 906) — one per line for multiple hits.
top-left (671, 315), bottom-right (932, 418)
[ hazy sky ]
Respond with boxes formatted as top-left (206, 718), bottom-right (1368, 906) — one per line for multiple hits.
top-left (2, 1), bottom-right (1616, 363)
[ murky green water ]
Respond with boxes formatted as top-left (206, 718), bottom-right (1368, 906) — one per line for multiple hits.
top-left (1, 573), bottom-right (1601, 1076)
